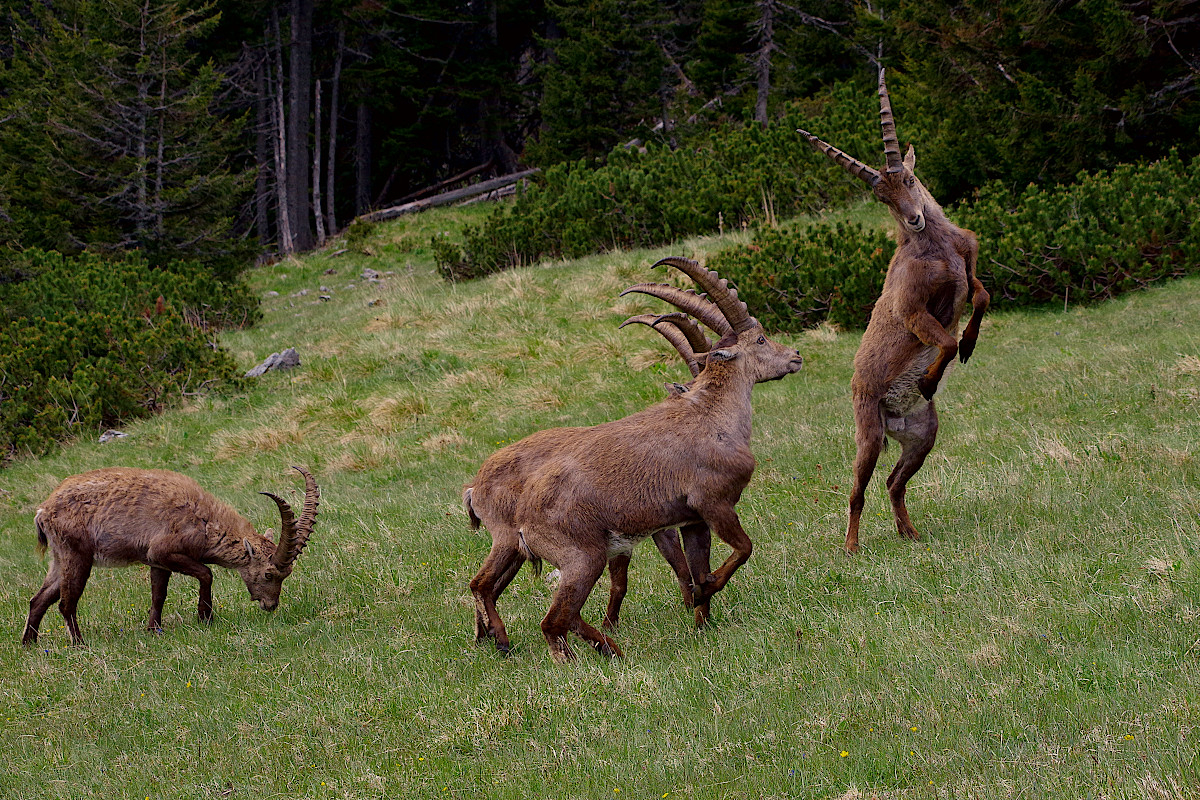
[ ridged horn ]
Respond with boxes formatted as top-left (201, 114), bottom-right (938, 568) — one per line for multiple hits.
top-left (652, 257), bottom-right (756, 333)
top-left (260, 466), bottom-right (320, 569)
top-left (620, 314), bottom-right (701, 377)
top-left (797, 128), bottom-right (881, 187)
top-left (651, 312), bottom-right (714, 353)
top-left (878, 67), bottom-right (902, 173)
top-left (621, 283), bottom-right (732, 336)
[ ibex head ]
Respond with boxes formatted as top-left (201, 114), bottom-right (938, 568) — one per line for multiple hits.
top-left (247, 466), bottom-right (320, 611)
top-left (620, 257), bottom-right (803, 385)
top-left (798, 68), bottom-right (938, 235)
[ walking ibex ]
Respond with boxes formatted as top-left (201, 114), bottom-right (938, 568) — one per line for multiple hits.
top-left (799, 69), bottom-right (989, 553)
top-left (465, 257), bottom-right (803, 661)
top-left (23, 466), bottom-right (319, 645)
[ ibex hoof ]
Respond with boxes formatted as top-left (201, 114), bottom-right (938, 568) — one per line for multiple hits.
top-left (596, 641), bottom-right (623, 659)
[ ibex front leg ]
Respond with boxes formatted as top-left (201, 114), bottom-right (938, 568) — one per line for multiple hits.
top-left (690, 505), bottom-right (752, 622)
top-left (958, 277), bottom-right (990, 364)
top-left (679, 522), bottom-right (712, 626)
top-left (905, 310), bottom-right (958, 401)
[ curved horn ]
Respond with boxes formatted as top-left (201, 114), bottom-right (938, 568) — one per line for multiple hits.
top-left (797, 129), bottom-right (881, 187)
top-left (878, 67), bottom-right (902, 173)
top-left (652, 257), bottom-right (756, 333)
top-left (651, 312), bottom-right (714, 353)
top-left (621, 283), bottom-right (732, 336)
top-left (259, 491), bottom-right (296, 560)
top-left (262, 466), bottom-right (320, 568)
top-left (620, 314), bottom-right (702, 377)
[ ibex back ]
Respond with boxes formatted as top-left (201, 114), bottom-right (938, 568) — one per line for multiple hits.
top-left (799, 68), bottom-right (989, 553)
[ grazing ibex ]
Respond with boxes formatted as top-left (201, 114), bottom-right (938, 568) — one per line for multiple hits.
top-left (799, 68), bottom-right (989, 553)
top-left (23, 466), bottom-right (319, 645)
top-left (465, 257), bottom-right (803, 661)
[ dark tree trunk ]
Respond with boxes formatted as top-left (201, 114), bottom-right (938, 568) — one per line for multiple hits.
top-left (477, 0), bottom-right (519, 173)
top-left (254, 55), bottom-right (272, 245)
top-left (754, 0), bottom-right (775, 128)
top-left (312, 78), bottom-right (325, 246)
top-left (325, 27), bottom-right (343, 235)
top-left (355, 101), bottom-right (372, 216)
top-left (287, 0), bottom-right (314, 250)
top-left (269, 11), bottom-right (293, 254)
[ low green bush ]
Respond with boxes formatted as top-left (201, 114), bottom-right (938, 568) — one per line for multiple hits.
top-left (448, 80), bottom-right (890, 280)
top-left (0, 250), bottom-right (256, 460)
top-left (708, 221), bottom-right (891, 331)
top-left (957, 151), bottom-right (1200, 307)
top-left (713, 152), bottom-right (1200, 332)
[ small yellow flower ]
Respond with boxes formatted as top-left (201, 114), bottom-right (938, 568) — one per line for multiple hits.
top-left (419, 757), bottom-right (425, 761)
top-left (840, 751), bottom-right (849, 758)
top-left (911, 726), bottom-right (918, 731)
top-left (1125, 734), bottom-right (1134, 740)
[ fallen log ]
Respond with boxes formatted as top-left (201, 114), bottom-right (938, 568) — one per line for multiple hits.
top-left (363, 168), bottom-right (540, 222)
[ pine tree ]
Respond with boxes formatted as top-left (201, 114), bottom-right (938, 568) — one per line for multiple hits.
top-left (0, 0), bottom-right (251, 275)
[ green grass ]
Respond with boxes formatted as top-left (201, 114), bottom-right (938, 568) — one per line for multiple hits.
top-left (1, 203), bottom-right (1199, 799)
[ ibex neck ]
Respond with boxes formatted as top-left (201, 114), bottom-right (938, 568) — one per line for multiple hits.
top-left (688, 366), bottom-right (756, 443)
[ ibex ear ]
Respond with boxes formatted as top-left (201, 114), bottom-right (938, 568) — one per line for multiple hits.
top-left (708, 349), bottom-right (737, 362)
top-left (243, 538), bottom-right (256, 558)
top-left (903, 144), bottom-right (916, 171)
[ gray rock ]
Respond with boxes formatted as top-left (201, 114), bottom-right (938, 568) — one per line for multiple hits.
top-left (245, 347), bottom-right (301, 378)
top-left (99, 429), bottom-right (128, 443)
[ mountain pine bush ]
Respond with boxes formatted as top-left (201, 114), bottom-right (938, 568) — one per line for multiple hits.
top-left (0, 250), bottom-right (255, 460)
top-left (712, 152), bottom-right (1200, 332)
top-left (445, 80), bottom-right (890, 280)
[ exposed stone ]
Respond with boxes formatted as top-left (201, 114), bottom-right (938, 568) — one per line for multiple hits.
top-left (245, 347), bottom-right (301, 378)
top-left (99, 429), bottom-right (128, 443)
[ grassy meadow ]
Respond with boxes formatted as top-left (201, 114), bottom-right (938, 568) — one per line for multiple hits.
top-left (1, 202), bottom-right (1199, 799)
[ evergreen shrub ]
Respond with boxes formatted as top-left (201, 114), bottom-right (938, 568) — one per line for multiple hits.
top-left (707, 221), bottom-right (891, 331)
top-left (447, 81), bottom-right (885, 280)
top-left (0, 250), bottom-right (256, 460)
top-left (712, 153), bottom-right (1200, 332)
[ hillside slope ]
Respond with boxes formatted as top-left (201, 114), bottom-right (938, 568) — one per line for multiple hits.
top-left (1, 205), bottom-right (1198, 798)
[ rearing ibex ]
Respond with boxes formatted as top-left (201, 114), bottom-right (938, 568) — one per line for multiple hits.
top-left (23, 466), bottom-right (319, 645)
top-left (465, 257), bottom-right (803, 662)
top-left (799, 68), bottom-right (989, 553)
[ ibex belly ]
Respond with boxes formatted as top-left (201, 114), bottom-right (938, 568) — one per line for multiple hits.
top-left (606, 527), bottom-right (673, 560)
top-left (884, 345), bottom-right (946, 416)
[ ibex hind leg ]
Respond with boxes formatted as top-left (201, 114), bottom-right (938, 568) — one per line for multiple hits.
top-left (56, 554), bottom-right (94, 646)
top-left (469, 531), bottom-right (523, 654)
top-left (23, 560), bottom-right (63, 646)
top-left (540, 555), bottom-right (611, 663)
top-left (885, 401), bottom-right (939, 541)
top-left (846, 396), bottom-right (886, 554)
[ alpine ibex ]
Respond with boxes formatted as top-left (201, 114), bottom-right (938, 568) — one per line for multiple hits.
top-left (799, 68), bottom-right (989, 553)
top-left (23, 466), bottom-right (319, 645)
top-left (465, 257), bottom-right (803, 661)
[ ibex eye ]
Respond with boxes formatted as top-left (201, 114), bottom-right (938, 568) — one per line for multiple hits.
top-left (905, 177), bottom-right (915, 187)
top-left (757, 335), bottom-right (766, 345)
